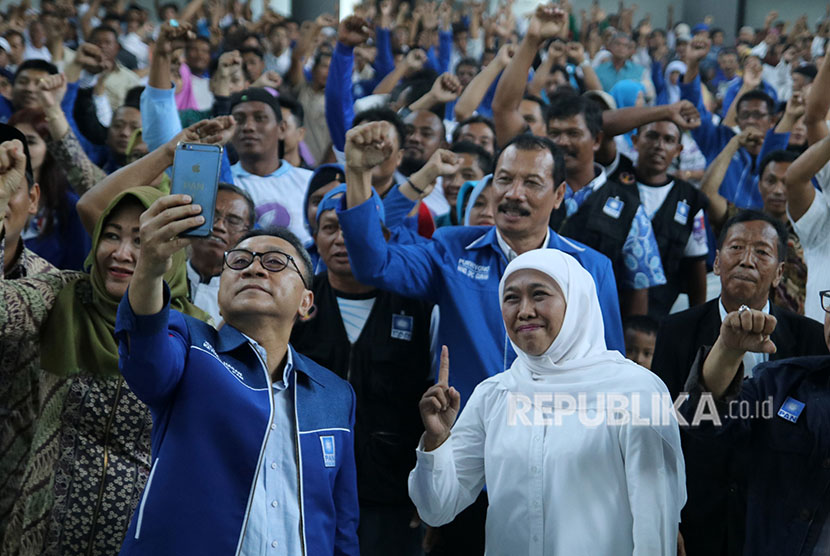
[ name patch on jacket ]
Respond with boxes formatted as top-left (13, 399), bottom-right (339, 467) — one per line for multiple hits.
top-left (602, 197), bottom-right (624, 219)
top-left (674, 199), bottom-right (690, 225)
top-left (457, 258), bottom-right (490, 280)
top-left (777, 397), bottom-right (805, 423)
top-left (391, 314), bottom-right (414, 341)
top-left (320, 436), bottom-right (336, 467)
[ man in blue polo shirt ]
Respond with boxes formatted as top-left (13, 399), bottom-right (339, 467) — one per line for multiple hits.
top-left (337, 121), bottom-right (624, 410)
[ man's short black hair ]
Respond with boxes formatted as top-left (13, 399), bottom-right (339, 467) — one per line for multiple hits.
top-left (455, 57), bottom-right (480, 73)
top-left (759, 150), bottom-right (798, 179)
top-left (496, 134), bottom-right (566, 188)
top-left (14, 59), bottom-right (58, 82)
top-left (550, 64), bottom-right (569, 81)
top-left (450, 141), bottom-right (494, 175)
top-left (546, 94), bottom-right (603, 138)
top-left (522, 94), bottom-right (548, 109)
top-left (710, 27), bottom-right (724, 37)
top-left (719, 47), bottom-right (739, 58)
top-left (353, 107), bottom-right (407, 149)
top-left (718, 209), bottom-right (788, 262)
top-left (236, 227), bottom-right (313, 288)
top-left (4, 29), bottom-right (23, 42)
top-left (452, 115), bottom-right (496, 145)
top-left (159, 2), bottom-right (179, 13)
top-left (124, 86), bottom-right (144, 109)
top-left (188, 35), bottom-right (211, 48)
top-left (793, 64), bottom-right (818, 82)
top-left (239, 46), bottom-right (264, 60)
top-left (267, 21), bottom-right (289, 35)
top-left (90, 25), bottom-right (118, 42)
top-left (451, 21), bottom-right (468, 36)
top-left (623, 315), bottom-right (658, 336)
top-left (219, 182), bottom-right (256, 228)
top-left (634, 119), bottom-right (682, 140)
top-left (313, 49), bottom-right (332, 68)
top-left (278, 95), bottom-right (304, 127)
top-left (735, 90), bottom-right (775, 116)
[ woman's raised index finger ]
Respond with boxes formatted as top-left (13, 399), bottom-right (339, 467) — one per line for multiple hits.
top-left (438, 345), bottom-right (450, 385)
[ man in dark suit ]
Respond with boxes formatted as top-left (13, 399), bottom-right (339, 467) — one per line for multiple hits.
top-left (652, 209), bottom-right (828, 556)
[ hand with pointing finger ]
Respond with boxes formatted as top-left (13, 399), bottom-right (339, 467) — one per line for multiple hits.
top-left (419, 346), bottom-right (460, 451)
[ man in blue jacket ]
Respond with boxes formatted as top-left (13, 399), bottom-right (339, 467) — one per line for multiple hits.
top-left (338, 121), bottom-right (625, 412)
top-left (115, 196), bottom-right (359, 556)
top-left (681, 34), bottom-right (794, 209)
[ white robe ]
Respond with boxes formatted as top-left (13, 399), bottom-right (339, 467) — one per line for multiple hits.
top-left (409, 249), bottom-right (686, 555)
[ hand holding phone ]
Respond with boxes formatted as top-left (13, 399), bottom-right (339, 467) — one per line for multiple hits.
top-left (169, 143), bottom-right (223, 237)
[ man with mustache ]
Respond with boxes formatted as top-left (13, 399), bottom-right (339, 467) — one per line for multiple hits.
top-left (630, 120), bottom-right (709, 317)
top-left (186, 183), bottom-right (255, 324)
top-left (338, 121), bottom-right (624, 403)
top-left (651, 210), bottom-right (827, 556)
top-left (547, 94), bottom-right (666, 316)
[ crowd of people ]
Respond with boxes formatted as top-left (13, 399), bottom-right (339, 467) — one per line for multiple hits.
top-left (0, 0), bottom-right (829, 554)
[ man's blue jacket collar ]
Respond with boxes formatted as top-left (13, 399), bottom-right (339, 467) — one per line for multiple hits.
top-left (215, 323), bottom-right (328, 387)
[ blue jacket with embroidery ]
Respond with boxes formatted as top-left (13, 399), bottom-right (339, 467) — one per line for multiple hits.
top-left (114, 288), bottom-right (360, 556)
top-left (337, 197), bottom-right (625, 408)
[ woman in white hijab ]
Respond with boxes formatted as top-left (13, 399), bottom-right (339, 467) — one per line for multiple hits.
top-left (409, 248), bottom-right (686, 555)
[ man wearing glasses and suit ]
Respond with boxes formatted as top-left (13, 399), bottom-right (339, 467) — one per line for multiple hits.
top-left (114, 192), bottom-right (360, 556)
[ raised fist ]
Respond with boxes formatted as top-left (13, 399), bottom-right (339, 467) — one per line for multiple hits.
top-left (345, 121), bottom-right (397, 171)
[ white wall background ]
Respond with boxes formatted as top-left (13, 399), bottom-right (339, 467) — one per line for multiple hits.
top-left (743, 0), bottom-right (827, 33)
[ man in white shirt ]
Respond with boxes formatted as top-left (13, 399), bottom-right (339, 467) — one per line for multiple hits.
top-left (229, 88), bottom-right (314, 244)
top-left (264, 21), bottom-right (292, 76)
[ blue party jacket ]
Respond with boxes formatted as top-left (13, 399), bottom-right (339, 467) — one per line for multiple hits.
top-left (114, 287), bottom-right (360, 556)
top-left (337, 196), bottom-right (625, 409)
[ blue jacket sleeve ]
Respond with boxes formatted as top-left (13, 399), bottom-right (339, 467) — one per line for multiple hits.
top-left (337, 196), bottom-right (442, 303)
top-left (680, 75), bottom-right (732, 161)
top-left (141, 84), bottom-right (183, 152)
top-left (720, 79), bottom-right (741, 118)
top-left (652, 60), bottom-right (667, 105)
top-left (596, 255), bottom-right (625, 354)
top-left (382, 183), bottom-right (416, 228)
top-left (61, 81), bottom-right (98, 158)
top-left (374, 26), bottom-right (395, 80)
top-left (759, 128), bottom-right (790, 163)
top-left (333, 385), bottom-right (360, 556)
top-left (425, 46), bottom-right (439, 72)
top-left (326, 42), bottom-right (355, 153)
top-left (439, 30), bottom-right (452, 74)
top-left (115, 284), bottom-right (188, 410)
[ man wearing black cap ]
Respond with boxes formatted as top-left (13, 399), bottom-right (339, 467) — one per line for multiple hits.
top-left (229, 87), bottom-right (315, 245)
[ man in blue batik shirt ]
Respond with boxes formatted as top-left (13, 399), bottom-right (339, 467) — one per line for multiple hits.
top-left (546, 94), bottom-right (667, 316)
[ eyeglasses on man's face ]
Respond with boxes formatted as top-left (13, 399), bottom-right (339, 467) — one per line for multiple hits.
top-left (820, 290), bottom-right (830, 313)
top-left (223, 248), bottom-right (307, 289)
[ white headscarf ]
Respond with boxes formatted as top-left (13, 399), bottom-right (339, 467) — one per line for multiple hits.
top-left (664, 60), bottom-right (687, 105)
top-left (498, 248), bottom-right (625, 378)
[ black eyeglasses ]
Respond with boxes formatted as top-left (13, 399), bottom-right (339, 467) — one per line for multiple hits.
top-left (224, 248), bottom-right (307, 288)
top-left (821, 290), bottom-right (830, 313)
